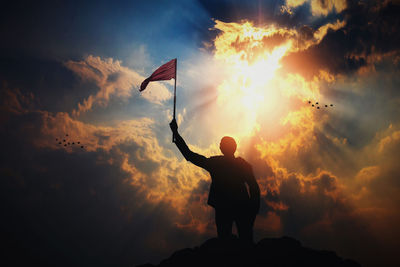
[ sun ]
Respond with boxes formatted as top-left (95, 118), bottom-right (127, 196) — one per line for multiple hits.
top-left (212, 20), bottom-right (295, 138)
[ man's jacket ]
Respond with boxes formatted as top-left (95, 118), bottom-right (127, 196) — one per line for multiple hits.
top-left (174, 132), bottom-right (260, 213)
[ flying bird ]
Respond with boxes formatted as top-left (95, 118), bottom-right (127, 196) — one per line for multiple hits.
top-left (308, 100), bottom-right (334, 109)
top-left (56, 133), bottom-right (86, 149)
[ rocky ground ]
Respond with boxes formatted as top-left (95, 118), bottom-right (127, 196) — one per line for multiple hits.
top-left (137, 236), bottom-right (361, 267)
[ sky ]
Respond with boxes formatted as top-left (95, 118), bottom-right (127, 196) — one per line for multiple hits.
top-left (1, 0), bottom-right (400, 266)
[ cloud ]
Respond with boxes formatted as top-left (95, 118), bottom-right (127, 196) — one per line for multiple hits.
top-left (2, 2), bottom-right (400, 265)
top-left (198, 0), bottom-right (317, 28)
top-left (65, 55), bottom-right (172, 116)
top-left (284, 0), bottom-right (347, 16)
top-left (378, 129), bottom-right (400, 153)
top-left (282, 1), bottom-right (400, 78)
top-left (203, 1), bottom-right (400, 81)
top-left (0, 87), bottom-right (34, 115)
top-left (310, 0), bottom-right (346, 16)
top-left (343, 123), bottom-right (400, 265)
top-left (210, 17), bottom-right (349, 85)
top-left (352, 124), bottom-right (400, 204)
top-left (0, 84), bottom-right (208, 265)
top-left (239, 134), bottom-right (387, 265)
top-left (274, 172), bottom-right (344, 232)
top-left (198, 0), bottom-right (283, 22)
top-left (0, 137), bottom-right (192, 266)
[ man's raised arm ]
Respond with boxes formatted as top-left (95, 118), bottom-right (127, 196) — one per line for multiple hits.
top-left (170, 119), bottom-right (209, 170)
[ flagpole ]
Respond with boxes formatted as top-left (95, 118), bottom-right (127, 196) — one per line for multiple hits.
top-left (172, 58), bottom-right (177, 143)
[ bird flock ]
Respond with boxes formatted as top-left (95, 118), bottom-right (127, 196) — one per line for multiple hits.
top-left (308, 101), bottom-right (334, 109)
top-left (56, 134), bottom-right (84, 149)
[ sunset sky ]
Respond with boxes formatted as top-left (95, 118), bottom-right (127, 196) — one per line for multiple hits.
top-left (1, 1), bottom-right (400, 266)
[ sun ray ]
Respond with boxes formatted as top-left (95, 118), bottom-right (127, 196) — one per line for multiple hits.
top-left (211, 20), bottom-right (320, 140)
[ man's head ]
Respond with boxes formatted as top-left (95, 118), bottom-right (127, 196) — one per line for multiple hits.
top-left (220, 136), bottom-right (237, 156)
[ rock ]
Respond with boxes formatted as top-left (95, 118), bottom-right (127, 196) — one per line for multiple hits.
top-left (137, 236), bottom-right (361, 267)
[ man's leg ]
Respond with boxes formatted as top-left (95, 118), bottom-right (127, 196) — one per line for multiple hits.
top-left (235, 210), bottom-right (256, 244)
top-left (215, 208), bottom-right (233, 239)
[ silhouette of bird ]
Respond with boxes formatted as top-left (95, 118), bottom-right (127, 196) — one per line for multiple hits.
top-left (308, 101), bottom-right (334, 110)
top-left (55, 134), bottom-right (85, 148)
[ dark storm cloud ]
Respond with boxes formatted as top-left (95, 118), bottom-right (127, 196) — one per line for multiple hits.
top-left (0, 0), bottom-right (211, 64)
top-left (257, 166), bottom-right (383, 265)
top-left (117, 141), bottom-right (161, 183)
top-left (0, 147), bottom-right (185, 266)
top-left (198, 0), bottom-right (312, 27)
top-left (320, 61), bottom-right (400, 152)
top-left (0, 87), bottom-right (198, 266)
top-left (0, 0), bottom-right (101, 60)
top-left (0, 57), bottom-right (102, 115)
top-left (274, 172), bottom-right (343, 233)
top-left (236, 134), bottom-right (391, 266)
top-left (198, 0), bottom-right (280, 22)
top-left (283, 0), bottom-right (400, 78)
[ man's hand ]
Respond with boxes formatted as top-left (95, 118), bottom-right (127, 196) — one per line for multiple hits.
top-left (170, 118), bottom-right (178, 133)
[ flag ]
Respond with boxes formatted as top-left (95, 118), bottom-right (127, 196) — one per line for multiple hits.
top-left (140, 58), bottom-right (176, 91)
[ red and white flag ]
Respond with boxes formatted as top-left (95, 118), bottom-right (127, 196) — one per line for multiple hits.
top-left (140, 58), bottom-right (176, 91)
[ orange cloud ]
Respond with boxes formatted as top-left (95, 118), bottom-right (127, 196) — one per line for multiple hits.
top-left (65, 55), bottom-right (172, 116)
top-left (310, 0), bottom-right (347, 16)
top-left (1, 84), bottom-right (208, 217)
top-left (284, 0), bottom-right (347, 16)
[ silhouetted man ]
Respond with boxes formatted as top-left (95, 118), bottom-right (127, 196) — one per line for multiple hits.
top-left (170, 119), bottom-right (260, 243)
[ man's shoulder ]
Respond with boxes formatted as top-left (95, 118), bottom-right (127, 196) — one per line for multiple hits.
top-left (234, 156), bottom-right (246, 163)
top-left (236, 157), bottom-right (252, 169)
